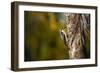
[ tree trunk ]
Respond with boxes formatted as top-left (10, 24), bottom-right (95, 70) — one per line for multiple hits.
top-left (61, 13), bottom-right (89, 59)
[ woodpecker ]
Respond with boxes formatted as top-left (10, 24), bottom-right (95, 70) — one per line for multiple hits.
top-left (59, 29), bottom-right (68, 46)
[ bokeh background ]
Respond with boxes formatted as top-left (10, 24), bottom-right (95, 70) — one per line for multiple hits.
top-left (24, 11), bottom-right (90, 61)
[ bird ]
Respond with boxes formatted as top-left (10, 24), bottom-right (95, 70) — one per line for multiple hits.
top-left (59, 29), bottom-right (68, 46)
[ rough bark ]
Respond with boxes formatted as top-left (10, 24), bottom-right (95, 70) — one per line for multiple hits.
top-left (60, 13), bottom-right (90, 59)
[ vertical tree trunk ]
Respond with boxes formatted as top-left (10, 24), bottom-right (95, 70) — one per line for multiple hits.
top-left (60, 13), bottom-right (90, 59)
top-left (64, 14), bottom-right (85, 59)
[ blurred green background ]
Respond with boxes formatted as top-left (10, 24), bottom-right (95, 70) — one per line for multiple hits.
top-left (24, 11), bottom-right (69, 61)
